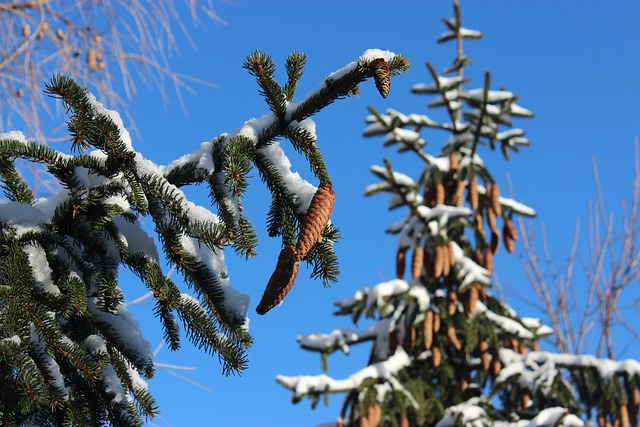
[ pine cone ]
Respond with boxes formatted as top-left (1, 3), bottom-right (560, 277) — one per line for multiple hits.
top-left (435, 182), bottom-right (445, 205)
top-left (467, 176), bottom-right (479, 210)
top-left (490, 183), bottom-right (502, 217)
top-left (411, 245), bottom-right (424, 280)
top-left (447, 325), bottom-right (462, 351)
top-left (256, 246), bottom-right (300, 315)
top-left (296, 185), bottom-right (336, 260)
top-left (629, 388), bottom-right (639, 427)
top-left (396, 246), bottom-right (407, 279)
top-left (503, 218), bottom-right (518, 254)
top-left (479, 340), bottom-right (490, 371)
top-left (434, 245), bottom-right (445, 279)
top-left (423, 310), bottom-right (433, 349)
top-left (447, 288), bottom-right (458, 316)
top-left (370, 58), bottom-right (391, 98)
top-left (433, 312), bottom-right (441, 333)
top-left (490, 347), bottom-right (501, 375)
top-left (484, 249), bottom-right (494, 274)
top-left (490, 229), bottom-right (500, 254)
top-left (464, 284), bottom-right (479, 319)
top-left (449, 151), bottom-right (460, 171)
top-left (475, 212), bottom-right (485, 238)
top-left (367, 404), bottom-right (382, 427)
top-left (400, 415), bottom-right (409, 427)
top-left (431, 345), bottom-right (442, 368)
top-left (487, 205), bottom-right (498, 233)
top-left (442, 242), bottom-right (451, 278)
top-left (404, 326), bottom-right (416, 352)
top-left (532, 339), bottom-right (540, 352)
top-left (451, 180), bottom-right (466, 206)
top-left (618, 404), bottom-right (630, 427)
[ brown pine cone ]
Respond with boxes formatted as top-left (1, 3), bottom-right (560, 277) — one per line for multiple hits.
top-left (449, 151), bottom-right (460, 171)
top-left (411, 245), bottom-right (424, 280)
top-left (467, 176), bottom-right (479, 210)
top-left (433, 312), bottom-right (441, 333)
top-left (447, 325), bottom-right (462, 351)
top-left (490, 183), bottom-right (502, 217)
top-left (423, 310), bottom-right (434, 349)
top-left (256, 246), bottom-right (300, 315)
top-left (435, 182), bottom-right (445, 205)
top-left (451, 180), bottom-right (466, 206)
top-left (447, 288), bottom-right (458, 316)
top-left (503, 218), bottom-right (518, 254)
top-left (296, 185), bottom-right (336, 260)
top-left (396, 246), bottom-right (408, 279)
top-left (400, 415), bottom-right (409, 427)
top-left (629, 388), bottom-right (639, 427)
top-left (442, 242), bottom-right (451, 278)
top-left (484, 249), bottom-right (494, 274)
top-left (487, 205), bottom-right (498, 233)
top-left (432, 345), bottom-right (442, 368)
top-left (370, 58), bottom-right (391, 98)
top-left (464, 284), bottom-right (479, 319)
top-left (434, 245), bottom-right (445, 279)
top-left (490, 229), bottom-right (500, 255)
top-left (479, 340), bottom-right (490, 371)
top-left (367, 404), bottom-right (382, 427)
top-left (618, 405), bottom-right (630, 427)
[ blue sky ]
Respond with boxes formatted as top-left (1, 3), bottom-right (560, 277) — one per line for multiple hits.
top-left (22, 1), bottom-right (640, 426)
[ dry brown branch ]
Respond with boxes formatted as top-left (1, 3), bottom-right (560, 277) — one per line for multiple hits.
top-left (0, 0), bottom-right (224, 143)
top-left (517, 138), bottom-right (640, 358)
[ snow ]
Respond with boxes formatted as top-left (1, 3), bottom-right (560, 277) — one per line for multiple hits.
top-left (258, 141), bottom-right (317, 213)
top-left (451, 242), bottom-right (491, 290)
top-left (297, 328), bottom-right (371, 354)
top-left (23, 244), bottom-right (61, 296)
top-left (1, 335), bottom-right (21, 345)
top-left (0, 201), bottom-right (48, 235)
top-left (113, 217), bottom-right (159, 262)
top-left (475, 302), bottom-right (534, 339)
top-left (277, 348), bottom-right (411, 399)
top-left (87, 93), bottom-right (133, 150)
top-left (370, 165), bottom-right (415, 188)
top-left (0, 130), bottom-right (27, 143)
top-left (179, 234), bottom-right (250, 325)
top-left (84, 334), bottom-right (107, 355)
top-left (31, 327), bottom-right (70, 399)
top-left (88, 298), bottom-right (152, 367)
top-left (464, 88), bottom-right (515, 103)
top-left (499, 197), bottom-right (537, 217)
top-left (435, 397), bottom-right (487, 427)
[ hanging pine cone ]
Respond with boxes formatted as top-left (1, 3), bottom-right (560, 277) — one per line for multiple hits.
top-left (449, 151), bottom-right (460, 171)
top-left (629, 388), bottom-right (639, 427)
top-left (433, 311), bottom-right (441, 333)
top-left (464, 284), bottom-right (479, 318)
top-left (451, 180), bottom-right (466, 206)
top-left (467, 176), bottom-right (479, 210)
top-left (475, 212), bottom-right (485, 238)
top-left (411, 245), bottom-right (424, 280)
top-left (442, 242), bottom-right (451, 278)
top-left (396, 246), bottom-right (408, 279)
top-left (484, 248), bottom-right (494, 274)
top-left (487, 204), bottom-right (498, 233)
top-left (370, 58), bottom-right (391, 98)
top-left (435, 182), bottom-right (445, 205)
top-left (447, 325), bottom-right (462, 351)
top-left (490, 347), bottom-right (502, 375)
top-left (503, 217), bottom-right (518, 254)
top-left (423, 310), bottom-right (434, 349)
top-left (404, 326), bottom-right (416, 352)
top-left (618, 404), bottom-right (630, 427)
top-left (432, 345), bottom-right (442, 368)
top-left (367, 404), bottom-right (382, 427)
top-left (489, 182), bottom-right (502, 217)
top-left (256, 246), bottom-right (300, 315)
top-left (434, 244), bottom-right (445, 279)
top-left (400, 415), bottom-right (409, 427)
top-left (490, 229), bottom-right (500, 254)
top-left (479, 340), bottom-right (490, 371)
top-left (447, 288), bottom-right (458, 316)
top-left (296, 185), bottom-right (336, 260)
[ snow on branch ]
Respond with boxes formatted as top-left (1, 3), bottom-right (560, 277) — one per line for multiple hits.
top-left (276, 348), bottom-right (411, 400)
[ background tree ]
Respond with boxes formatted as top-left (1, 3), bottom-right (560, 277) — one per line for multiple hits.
top-left (0, 49), bottom-right (409, 425)
top-left (517, 141), bottom-right (640, 359)
top-left (277, 2), bottom-right (640, 426)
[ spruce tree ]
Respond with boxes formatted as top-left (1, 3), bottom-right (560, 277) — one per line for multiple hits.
top-left (277, 2), bottom-right (640, 426)
top-left (0, 50), bottom-right (409, 426)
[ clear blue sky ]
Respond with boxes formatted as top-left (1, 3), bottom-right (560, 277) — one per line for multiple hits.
top-left (45, 1), bottom-right (640, 426)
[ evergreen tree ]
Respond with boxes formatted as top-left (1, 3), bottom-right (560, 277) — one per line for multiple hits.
top-left (277, 2), bottom-right (640, 426)
top-left (0, 50), bottom-right (409, 426)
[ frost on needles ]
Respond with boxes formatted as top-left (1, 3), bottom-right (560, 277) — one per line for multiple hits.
top-left (0, 50), bottom-right (409, 426)
top-left (277, 2), bottom-right (640, 427)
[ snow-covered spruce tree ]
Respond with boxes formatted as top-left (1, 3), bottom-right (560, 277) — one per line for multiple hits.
top-left (0, 50), bottom-right (409, 426)
top-left (277, 3), bottom-right (640, 427)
